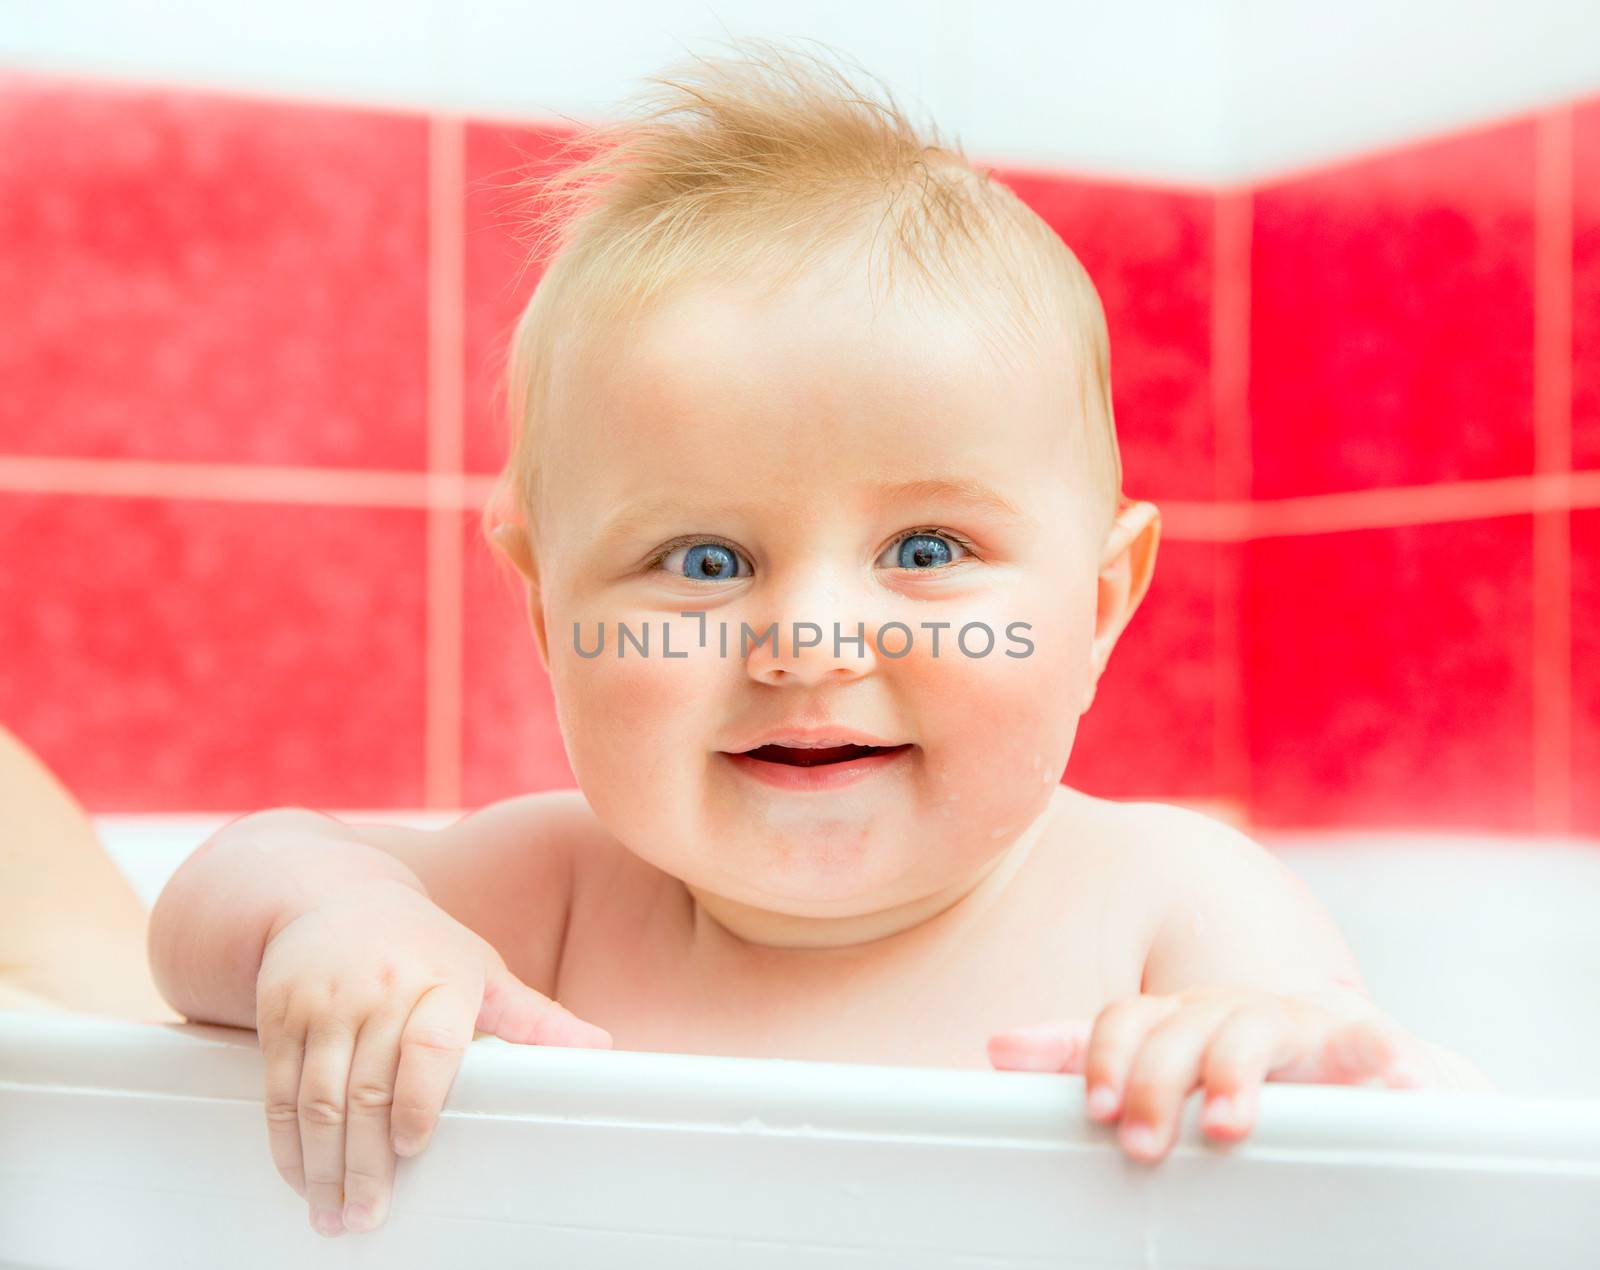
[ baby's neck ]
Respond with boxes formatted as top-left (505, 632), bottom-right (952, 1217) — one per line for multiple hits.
top-left (684, 793), bottom-right (1059, 956)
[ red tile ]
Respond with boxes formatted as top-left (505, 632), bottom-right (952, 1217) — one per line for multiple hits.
top-left (459, 511), bottom-right (575, 805)
top-left (1251, 122), bottom-right (1538, 497)
top-left (0, 75), bottom-right (429, 469)
top-left (1572, 510), bottom-right (1600, 836)
top-left (1244, 518), bottom-right (1535, 830)
top-left (996, 171), bottom-right (1216, 502)
top-left (0, 493), bottom-right (426, 811)
top-left (1573, 97), bottom-right (1600, 470)
top-left (463, 121), bottom-right (578, 476)
top-left (1065, 539), bottom-right (1222, 801)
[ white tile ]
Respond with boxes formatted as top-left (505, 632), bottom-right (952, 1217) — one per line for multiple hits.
top-left (962, 0), bottom-right (1228, 184)
top-left (0, 0), bottom-right (436, 114)
top-left (1220, 0), bottom-right (1600, 182)
top-left (432, 0), bottom-right (950, 130)
top-left (5, 0), bottom-right (1600, 190)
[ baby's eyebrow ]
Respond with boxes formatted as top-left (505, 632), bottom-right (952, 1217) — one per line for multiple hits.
top-left (872, 477), bottom-right (1030, 523)
top-left (592, 497), bottom-right (694, 552)
top-left (593, 476), bottom-right (1028, 551)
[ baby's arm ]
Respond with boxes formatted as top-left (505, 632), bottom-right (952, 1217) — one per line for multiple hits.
top-left (989, 807), bottom-right (1495, 1163)
top-left (0, 724), bottom-right (179, 1022)
top-left (1135, 816), bottom-right (1493, 1088)
top-left (148, 790), bottom-right (585, 1030)
top-left (1136, 813), bottom-right (1373, 1006)
top-left (147, 790), bottom-right (598, 1237)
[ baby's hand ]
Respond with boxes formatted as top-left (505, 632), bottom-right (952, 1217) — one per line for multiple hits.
top-left (987, 986), bottom-right (1442, 1164)
top-left (255, 880), bottom-right (611, 1237)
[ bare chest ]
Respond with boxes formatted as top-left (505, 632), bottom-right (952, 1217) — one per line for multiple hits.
top-left (551, 845), bottom-right (1152, 1071)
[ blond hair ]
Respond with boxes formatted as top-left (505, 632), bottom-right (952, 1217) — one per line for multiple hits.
top-left (481, 35), bottom-right (1122, 556)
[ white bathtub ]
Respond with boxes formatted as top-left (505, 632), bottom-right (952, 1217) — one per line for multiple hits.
top-left (2, 813), bottom-right (1598, 1267)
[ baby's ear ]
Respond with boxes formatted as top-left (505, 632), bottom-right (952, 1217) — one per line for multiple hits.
top-left (489, 522), bottom-right (553, 669)
top-left (1084, 498), bottom-right (1161, 705)
top-left (490, 522), bottom-right (539, 584)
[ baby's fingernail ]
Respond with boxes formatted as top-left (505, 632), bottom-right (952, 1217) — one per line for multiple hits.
top-left (1202, 1095), bottom-right (1235, 1127)
top-left (343, 1202), bottom-right (372, 1232)
top-left (1087, 1085), bottom-right (1118, 1119)
top-left (393, 1135), bottom-right (419, 1157)
top-left (312, 1208), bottom-right (344, 1236)
top-left (1120, 1123), bottom-right (1158, 1157)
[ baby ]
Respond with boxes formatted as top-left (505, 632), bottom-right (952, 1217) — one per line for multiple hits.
top-left (146, 37), bottom-right (1493, 1240)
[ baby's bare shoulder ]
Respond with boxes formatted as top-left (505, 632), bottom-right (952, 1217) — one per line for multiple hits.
top-left (1058, 791), bottom-right (1270, 896)
top-left (444, 790), bottom-right (673, 935)
top-left (353, 788), bottom-right (599, 888)
top-left (1074, 791), bottom-right (1365, 969)
top-left (349, 788), bottom-right (614, 997)
top-left (1056, 787), bottom-right (1244, 845)
top-left (1085, 797), bottom-right (1370, 997)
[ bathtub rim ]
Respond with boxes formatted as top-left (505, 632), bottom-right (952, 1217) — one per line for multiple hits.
top-left (3, 1010), bottom-right (1598, 1172)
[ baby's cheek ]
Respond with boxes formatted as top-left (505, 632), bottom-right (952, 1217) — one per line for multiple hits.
top-left (904, 604), bottom-right (1088, 822)
top-left (938, 640), bottom-right (1075, 766)
top-left (550, 616), bottom-right (724, 802)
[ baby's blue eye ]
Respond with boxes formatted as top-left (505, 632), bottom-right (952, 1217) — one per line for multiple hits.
top-left (656, 532), bottom-right (969, 579)
top-left (882, 532), bottom-right (966, 570)
top-left (661, 541), bottom-right (749, 581)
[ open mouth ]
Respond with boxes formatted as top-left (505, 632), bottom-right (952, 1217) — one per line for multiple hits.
top-left (736, 743), bottom-right (914, 767)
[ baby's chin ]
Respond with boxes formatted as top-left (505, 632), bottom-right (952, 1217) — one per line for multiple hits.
top-left (701, 810), bottom-right (940, 909)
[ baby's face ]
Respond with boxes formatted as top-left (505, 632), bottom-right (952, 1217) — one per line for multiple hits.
top-left (524, 265), bottom-right (1108, 944)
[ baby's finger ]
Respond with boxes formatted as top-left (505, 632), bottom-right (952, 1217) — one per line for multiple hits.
top-left (1116, 999), bottom-right (1243, 1160)
top-left (986, 1019), bottom-right (1094, 1073)
top-left (390, 982), bottom-right (476, 1158)
top-left (1198, 1004), bottom-right (1289, 1140)
top-left (1269, 1011), bottom-right (1419, 1086)
top-left (1331, 1015), bottom-right (1423, 1087)
top-left (1082, 995), bottom-right (1183, 1123)
top-left (478, 961), bottom-right (612, 1049)
top-left (341, 1009), bottom-right (406, 1234)
top-left (259, 1016), bottom-right (309, 1201)
top-left (298, 1017), bottom-right (358, 1237)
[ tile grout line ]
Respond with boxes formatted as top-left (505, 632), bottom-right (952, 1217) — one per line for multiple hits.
top-left (1163, 471), bottom-right (1600, 539)
top-left (1531, 106), bottom-right (1574, 835)
top-left (9, 67), bottom-right (1597, 202)
top-left (1210, 189), bottom-right (1253, 821)
top-left (6, 454), bottom-right (1600, 536)
top-left (426, 114), bottom-right (466, 812)
top-left (0, 456), bottom-right (498, 506)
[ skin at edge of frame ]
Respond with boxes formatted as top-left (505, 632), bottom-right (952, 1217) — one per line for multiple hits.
top-left (0, 723), bottom-right (183, 1024)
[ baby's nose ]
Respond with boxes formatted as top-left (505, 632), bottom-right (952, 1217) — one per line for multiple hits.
top-left (744, 617), bottom-right (877, 686)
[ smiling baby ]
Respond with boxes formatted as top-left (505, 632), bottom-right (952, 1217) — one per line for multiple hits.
top-left (147, 36), bottom-right (1493, 1239)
